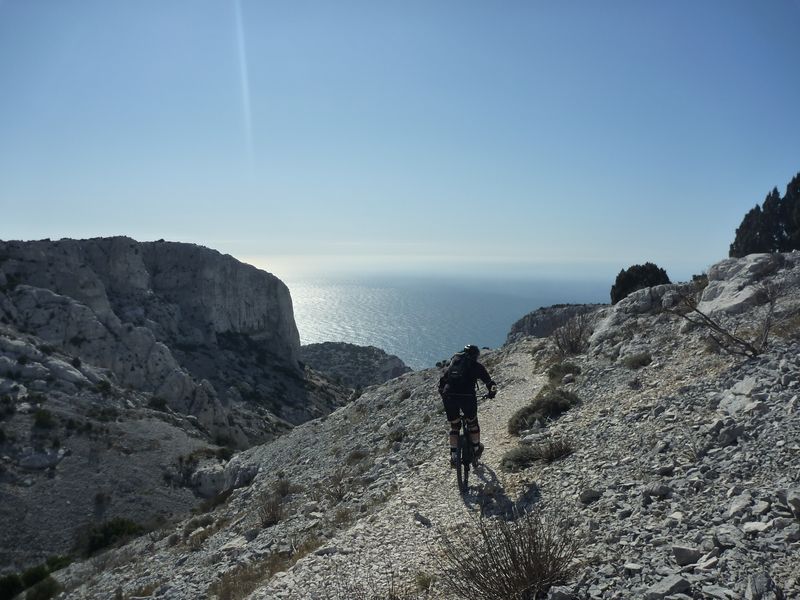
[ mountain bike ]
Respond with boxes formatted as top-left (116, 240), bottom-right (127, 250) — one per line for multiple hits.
top-left (450, 393), bottom-right (490, 495)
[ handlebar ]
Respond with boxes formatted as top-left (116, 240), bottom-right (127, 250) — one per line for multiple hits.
top-left (444, 392), bottom-right (493, 399)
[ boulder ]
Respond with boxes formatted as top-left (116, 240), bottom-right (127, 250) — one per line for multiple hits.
top-left (699, 254), bottom-right (782, 315)
top-left (579, 487), bottom-right (603, 504)
top-left (745, 572), bottom-right (779, 600)
top-left (191, 463), bottom-right (226, 498)
top-left (644, 574), bottom-right (691, 599)
top-left (18, 448), bottom-right (67, 470)
top-left (672, 545), bottom-right (702, 566)
top-left (643, 483), bottom-right (672, 499)
top-left (786, 489), bottom-right (800, 518)
top-left (45, 358), bottom-right (91, 386)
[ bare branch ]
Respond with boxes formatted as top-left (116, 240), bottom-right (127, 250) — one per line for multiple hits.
top-left (551, 313), bottom-right (591, 357)
top-left (665, 282), bottom-right (781, 358)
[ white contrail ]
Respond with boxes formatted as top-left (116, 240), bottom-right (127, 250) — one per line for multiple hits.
top-left (234, 0), bottom-right (254, 171)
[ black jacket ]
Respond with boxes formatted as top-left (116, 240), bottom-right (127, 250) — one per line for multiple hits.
top-left (438, 357), bottom-right (495, 396)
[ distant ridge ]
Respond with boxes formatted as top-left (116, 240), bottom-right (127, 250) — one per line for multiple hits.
top-left (300, 341), bottom-right (411, 388)
top-left (506, 303), bottom-right (605, 343)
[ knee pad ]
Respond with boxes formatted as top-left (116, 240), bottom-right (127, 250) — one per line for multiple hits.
top-left (466, 417), bottom-right (480, 434)
top-left (448, 419), bottom-right (460, 435)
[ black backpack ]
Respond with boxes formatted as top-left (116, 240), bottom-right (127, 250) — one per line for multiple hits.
top-left (444, 351), bottom-right (473, 386)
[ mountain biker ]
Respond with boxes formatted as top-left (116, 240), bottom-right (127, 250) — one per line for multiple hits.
top-left (438, 344), bottom-right (497, 467)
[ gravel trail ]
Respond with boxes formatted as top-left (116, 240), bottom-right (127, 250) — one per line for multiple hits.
top-left (254, 347), bottom-right (545, 599)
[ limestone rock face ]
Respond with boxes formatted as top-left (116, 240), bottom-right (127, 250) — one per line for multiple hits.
top-left (698, 253), bottom-right (792, 315)
top-left (0, 238), bottom-right (342, 444)
top-left (506, 304), bottom-right (604, 343)
top-left (1, 237), bottom-right (300, 360)
top-left (0, 237), bottom-right (352, 570)
top-left (590, 283), bottom-right (687, 347)
top-left (299, 342), bottom-right (411, 388)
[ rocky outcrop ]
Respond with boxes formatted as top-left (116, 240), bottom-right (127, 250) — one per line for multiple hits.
top-left (589, 251), bottom-right (800, 362)
top-left (506, 304), bottom-right (604, 344)
top-left (0, 238), bottom-right (348, 443)
top-left (299, 342), bottom-right (411, 388)
top-left (699, 252), bottom-right (800, 315)
top-left (1, 237), bottom-right (300, 355)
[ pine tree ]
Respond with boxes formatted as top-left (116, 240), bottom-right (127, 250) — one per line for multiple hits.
top-left (785, 173), bottom-right (800, 249)
top-left (729, 172), bottom-right (800, 257)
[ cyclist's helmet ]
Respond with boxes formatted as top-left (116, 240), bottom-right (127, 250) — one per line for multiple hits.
top-left (464, 344), bottom-right (480, 358)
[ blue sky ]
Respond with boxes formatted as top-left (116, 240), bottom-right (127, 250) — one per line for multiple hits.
top-left (1, 0), bottom-right (799, 283)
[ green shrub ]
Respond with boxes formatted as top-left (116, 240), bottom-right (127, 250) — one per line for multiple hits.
top-left (70, 357), bottom-right (81, 369)
top-left (323, 468), bottom-right (351, 504)
top-left (333, 507), bottom-right (352, 526)
top-left (215, 446), bottom-right (234, 461)
top-left (87, 406), bottom-right (118, 422)
top-left (415, 571), bottom-right (435, 592)
top-left (500, 438), bottom-right (575, 472)
top-left (82, 518), bottom-right (145, 556)
top-left (0, 428), bottom-right (5, 443)
top-left (0, 573), bottom-right (24, 600)
top-left (346, 449), bottom-right (368, 465)
top-left (24, 577), bottom-right (62, 600)
top-left (148, 396), bottom-right (168, 411)
top-left (610, 262), bottom-right (670, 304)
top-left (183, 514), bottom-right (214, 537)
top-left (0, 396), bottom-right (14, 420)
top-left (621, 352), bottom-right (652, 369)
top-left (531, 437), bottom-right (574, 463)
top-left (207, 550), bottom-right (309, 600)
top-left (396, 389), bottom-right (411, 401)
top-left (500, 446), bottom-right (539, 472)
top-left (20, 565), bottom-right (48, 589)
top-left (44, 555), bottom-right (72, 572)
top-left (387, 429), bottom-right (405, 444)
top-left (33, 409), bottom-right (56, 430)
top-left (547, 362), bottom-right (581, 384)
top-left (507, 387), bottom-right (579, 435)
top-left (257, 494), bottom-right (284, 528)
top-left (194, 489), bottom-right (233, 514)
top-left (273, 477), bottom-right (303, 498)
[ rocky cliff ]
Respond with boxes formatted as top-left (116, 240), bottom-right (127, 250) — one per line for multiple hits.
top-left (299, 342), bottom-right (412, 389)
top-left (0, 237), bottom-right (350, 442)
top-left (15, 251), bottom-right (797, 600)
top-left (0, 237), bottom-right (351, 571)
top-left (506, 303), bottom-right (604, 343)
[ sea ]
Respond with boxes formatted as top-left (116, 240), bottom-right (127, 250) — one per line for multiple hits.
top-left (287, 276), bottom-right (608, 370)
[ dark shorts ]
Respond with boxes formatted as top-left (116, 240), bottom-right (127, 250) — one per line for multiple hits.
top-left (442, 393), bottom-right (477, 422)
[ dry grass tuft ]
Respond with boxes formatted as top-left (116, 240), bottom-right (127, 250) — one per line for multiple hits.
top-left (438, 507), bottom-right (580, 600)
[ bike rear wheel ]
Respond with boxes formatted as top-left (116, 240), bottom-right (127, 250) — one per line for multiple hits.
top-left (458, 432), bottom-right (472, 494)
